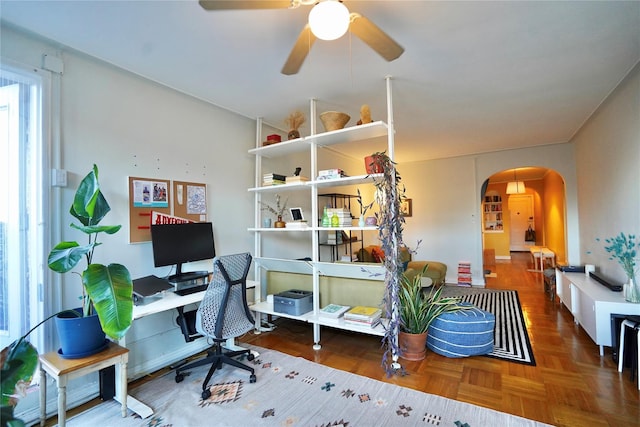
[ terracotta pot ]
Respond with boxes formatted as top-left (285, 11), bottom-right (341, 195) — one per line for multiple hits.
top-left (398, 331), bottom-right (427, 361)
top-left (364, 155), bottom-right (384, 174)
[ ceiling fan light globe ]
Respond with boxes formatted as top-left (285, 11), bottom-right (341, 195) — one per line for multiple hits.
top-left (308, 1), bottom-right (350, 41)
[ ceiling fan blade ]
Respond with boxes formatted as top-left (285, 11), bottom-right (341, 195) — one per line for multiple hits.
top-left (281, 24), bottom-right (317, 75)
top-left (199, 0), bottom-right (293, 10)
top-left (349, 13), bottom-right (404, 62)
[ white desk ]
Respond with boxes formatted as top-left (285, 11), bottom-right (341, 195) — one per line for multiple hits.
top-left (557, 271), bottom-right (640, 356)
top-left (120, 280), bottom-right (258, 418)
top-left (132, 288), bottom-right (207, 320)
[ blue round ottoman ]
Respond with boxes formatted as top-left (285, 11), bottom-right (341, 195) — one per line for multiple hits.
top-left (427, 304), bottom-right (495, 358)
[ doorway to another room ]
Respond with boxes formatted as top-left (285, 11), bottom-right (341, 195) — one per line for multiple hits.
top-left (480, 167), bottom-right (567, 279)
top-left (509, 194), bottom-right (534, 251)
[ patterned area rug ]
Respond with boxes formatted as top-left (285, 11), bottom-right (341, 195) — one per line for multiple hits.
top-left (68, 346), bottom-right (550, 427)
top-left (442, 287), bottom-right (536, 365)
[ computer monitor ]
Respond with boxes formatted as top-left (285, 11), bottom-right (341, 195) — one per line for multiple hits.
top-left (150, 222), bottom-right (215, 281)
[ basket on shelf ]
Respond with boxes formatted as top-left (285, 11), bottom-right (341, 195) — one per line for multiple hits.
top-left (319, 111), bottom-right (350, 132)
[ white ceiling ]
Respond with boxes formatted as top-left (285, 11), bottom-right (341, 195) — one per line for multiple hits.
top-left (1, 1), bottom-right (639, 164)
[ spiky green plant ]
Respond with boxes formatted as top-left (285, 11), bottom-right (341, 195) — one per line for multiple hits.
top-left (399, 266), bottom-right (468, 334)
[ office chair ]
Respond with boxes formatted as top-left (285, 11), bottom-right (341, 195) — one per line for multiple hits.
top-left (175, 252), bottom-right (256, 399)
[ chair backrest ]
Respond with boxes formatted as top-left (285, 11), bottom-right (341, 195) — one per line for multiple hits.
top-left (195, 252), bottom-right (254, 340)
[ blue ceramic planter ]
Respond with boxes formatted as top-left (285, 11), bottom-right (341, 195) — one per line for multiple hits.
top-left (55, 308), bottom-right (107, 359)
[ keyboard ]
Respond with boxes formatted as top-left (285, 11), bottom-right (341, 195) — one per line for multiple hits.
top-left (175, 284), bottom-right (208, 296)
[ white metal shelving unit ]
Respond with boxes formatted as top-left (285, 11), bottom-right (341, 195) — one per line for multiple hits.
top-left (250, 77), bottom-right (396, 349)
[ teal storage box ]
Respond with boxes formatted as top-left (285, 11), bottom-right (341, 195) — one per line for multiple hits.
top-left (427, 304), bottom-right (495, 358)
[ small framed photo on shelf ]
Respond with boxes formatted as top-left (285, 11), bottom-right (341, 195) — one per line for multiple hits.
top-left (400, 198), bottom-right (412, 217)
top-left (289, 207), bottom-right (304, 221)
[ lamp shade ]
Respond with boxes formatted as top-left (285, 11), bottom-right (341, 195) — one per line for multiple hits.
top-left (308, 0), bottom-right (350, 41)
top-left (506, 181), bottom-right (526, 194)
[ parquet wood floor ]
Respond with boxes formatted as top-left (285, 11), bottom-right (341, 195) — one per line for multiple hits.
top-left (240, 252), bottom-right (640, 427)
top-left (47, 253), bottom-right (639, 426)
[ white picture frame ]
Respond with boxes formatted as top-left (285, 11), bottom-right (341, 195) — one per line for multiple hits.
top-left (290, 207), bottom-right (304, 221)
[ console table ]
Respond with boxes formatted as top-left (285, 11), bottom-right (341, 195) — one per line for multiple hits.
top-left (557, 271), bottom-right (640, 356)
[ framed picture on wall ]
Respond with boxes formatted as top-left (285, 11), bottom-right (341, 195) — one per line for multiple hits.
top-left (400, 199), bottom-right (412, 217)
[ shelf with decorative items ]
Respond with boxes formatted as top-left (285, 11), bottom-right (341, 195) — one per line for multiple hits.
top-left (249, 77), bottom-right (396, 351)
top-left (248, 182), bottom-right (310, 193)
top-left (318, 193), bottom-right (361, 262)
top-left (248, 121), bottom-right (387, 158)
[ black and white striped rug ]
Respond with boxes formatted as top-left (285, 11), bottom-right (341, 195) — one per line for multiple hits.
top-left (444, 287), bottom-right (536, 365)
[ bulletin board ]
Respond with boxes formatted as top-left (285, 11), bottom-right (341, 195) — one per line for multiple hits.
top-left (173, 180), bottom-right (208, 222)
top-left (128, 176), bottom-right (171, 243)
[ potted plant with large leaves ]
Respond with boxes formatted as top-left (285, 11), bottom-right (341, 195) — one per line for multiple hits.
top-left (48, 164), bottom-right (133, 358)
top-left (1, 310), bottom-right (72, 426)
top-left (1, 330), bottom-right (40, 426)
top-left (398, 266), bottom-right (467, 360)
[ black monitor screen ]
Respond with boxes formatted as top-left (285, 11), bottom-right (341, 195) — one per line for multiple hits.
top-left (150, 222), bottom-right (216, 277)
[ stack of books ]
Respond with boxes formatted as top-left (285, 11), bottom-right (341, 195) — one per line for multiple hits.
top-left (325, 208), bottom-right (352, 227)
top-left (457, 261), bottom-right (472, 286)
top-left (317, 168), bottom-right (346, 180)
top-left (319, 304), bottom-right (350, 320)
top-left (285, 175), bottom-right (309, 184)
top-left (263, 173), bottom-right (286, 186)
top-left (343, 306), bottom-right (382, 328)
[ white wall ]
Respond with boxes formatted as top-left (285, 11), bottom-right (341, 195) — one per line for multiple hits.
top-left (3, 26), bottom-right (257, 422)
top-left (399, 61), bottom-right (639, 286)
top-left (400, 156), bottom-right (480, 282)
top-left (575, 62), bottom-right (640, 284)
top-left (56, 51), bottom-right (257, 378)
top-left (400, 143), bottom-right (578, 284)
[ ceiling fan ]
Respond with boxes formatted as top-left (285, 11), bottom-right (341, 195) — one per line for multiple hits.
top-left (199, 0), bottom-right (404, 75)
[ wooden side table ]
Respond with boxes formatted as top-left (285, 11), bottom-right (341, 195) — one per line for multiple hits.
top-left (39, 341), bottom-right (129, 427)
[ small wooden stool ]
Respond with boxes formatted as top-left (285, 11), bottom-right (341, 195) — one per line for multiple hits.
top-left (39, 341), bottom-right (129, 426)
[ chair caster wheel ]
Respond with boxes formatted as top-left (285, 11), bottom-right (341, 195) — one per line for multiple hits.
top-left (250, 374), bottom-right (257, 383)
top-left (175, 373), bottom-right (184, 383)
top-left (247, 352), bottom-right (255, 361)
top-left (201, 389), bottom-right (211, 400)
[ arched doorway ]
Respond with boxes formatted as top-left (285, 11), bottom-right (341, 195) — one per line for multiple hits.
top-left (480, 167), bottom-right (567, 277)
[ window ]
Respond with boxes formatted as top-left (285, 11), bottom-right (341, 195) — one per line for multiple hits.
top-left (0, 63), bottom-right (47, 351)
